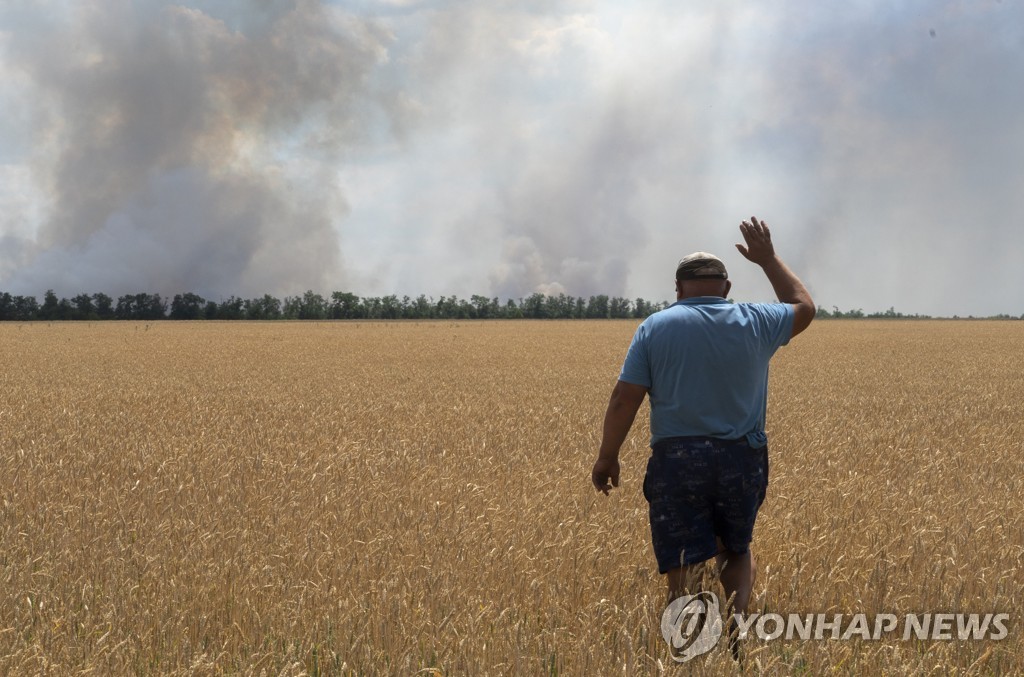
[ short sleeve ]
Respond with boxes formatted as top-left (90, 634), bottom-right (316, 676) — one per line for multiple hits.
top-left (618, 320), bottom-right (653, 387)
top-left (757, 303), bottom-right (794, 350)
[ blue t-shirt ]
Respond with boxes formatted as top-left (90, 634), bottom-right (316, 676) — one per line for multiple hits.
top-left (618, 297), bottom-right (794, 448)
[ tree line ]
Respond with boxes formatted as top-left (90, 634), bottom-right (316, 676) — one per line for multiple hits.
top-left (815, 306), bottom-right (934, 319)
top-left (1, 290), bottom-right (1019, 321)
top-left (0, 290), bottom-right (670, 321)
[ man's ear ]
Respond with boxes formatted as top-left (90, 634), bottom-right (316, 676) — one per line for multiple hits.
top-left (675, 278), bottom-right (683, 295)
top-left (724, 280), bottom-right (732, 298)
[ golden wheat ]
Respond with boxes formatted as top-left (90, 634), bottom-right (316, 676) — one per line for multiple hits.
top-left (1, 320), bottom-right (1020, 674)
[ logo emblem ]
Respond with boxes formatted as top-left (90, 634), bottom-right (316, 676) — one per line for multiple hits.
top-left (660, 591), bottom-right (723, 662)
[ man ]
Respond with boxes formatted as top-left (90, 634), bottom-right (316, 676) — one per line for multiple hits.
top-left (591, 217), bottom-right (814, 623)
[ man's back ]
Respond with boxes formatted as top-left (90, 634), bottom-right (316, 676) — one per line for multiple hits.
top-left (591, 217), bottom-right (815, 637)
top-left (619, 297), bottom-right (794, 446)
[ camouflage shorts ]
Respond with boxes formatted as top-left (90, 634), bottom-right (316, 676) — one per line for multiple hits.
top-left (642, 436), bottom-right (769, 573)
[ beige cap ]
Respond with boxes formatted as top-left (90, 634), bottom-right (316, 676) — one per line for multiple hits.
top-left (676, 252), bottom-right (728, 280)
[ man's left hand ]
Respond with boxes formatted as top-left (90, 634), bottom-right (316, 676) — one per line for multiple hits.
top-left (592, 457), bottom-right (620, 495)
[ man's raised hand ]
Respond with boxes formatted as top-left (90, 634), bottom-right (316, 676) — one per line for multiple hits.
top-left (736, 216), bottom-right (777, 266)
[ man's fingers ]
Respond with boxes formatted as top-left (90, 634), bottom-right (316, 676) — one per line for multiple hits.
top-left (592, 458), bottom-right (619, 495)
top-left (739, 222), bottom-right (758, 251)
top-left (740, 221), bottom-right (757, 243)
top-left (740, 219), bottom-right (770, 244)
top-left (749, 217), bottom-right (771, 239)
top-left (738, 218), bottom-right (775, 265)
top-left (592, 471), bottom-right (617, 494)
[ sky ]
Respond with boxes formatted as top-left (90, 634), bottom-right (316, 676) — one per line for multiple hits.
top-left (1, 0), bottom-right (1022, 317)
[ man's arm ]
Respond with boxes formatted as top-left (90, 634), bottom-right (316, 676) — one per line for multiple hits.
top-left (592, 380), bottom-right (649, 495)
top-left (735, 216), bottom-right (815, 337)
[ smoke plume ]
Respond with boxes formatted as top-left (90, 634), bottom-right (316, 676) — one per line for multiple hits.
top-left (1, 0), bottom-right (396, 298)
top-left (3, 1), bottom-right (1023, 316)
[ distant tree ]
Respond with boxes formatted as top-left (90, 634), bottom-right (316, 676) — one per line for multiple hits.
top-left (296, 291), bottom-right (327, 319)
top-left (57, 297), bottom-right (75, 321)
top-left (115, 293), bottom-right (165, 320)
top-left (540, 294), bottom-right (558, 319)
top-left (15, 295), bottom-right (39, 320)
top-left (440, 295), bottom-right (470, 319)
top-left (357, 296), bottom-right (379, 319)
top-left (217, 296), bottom-right (245, 320)
top-left (456, 298), bottom-right (474, 319)
top-left (546, 293), bottom-right (578, 319)
top-left (632, 298), bottom-right (649, 318)
top-left (262, 295), bottom-right (283, 319)
top-left (93, 293), bottom-right (114, 319)
top-left (0, 293), bottom-right (35, 320)
top-left (143, 294), bottom-right (167, 320)
top-left (609, 296), bottom-right (631, 319)
top-left (0, 294), bottom-right (37, 320)
top-left (470, 294), bottom-right (492, 319)
top-left (521, 293), bottom-right (545, 319)
top-left (70, 294), bottom-right (96, 320)
top-left (245, 294), bottom-right (282, 320)
top-left (399, 295), bottom-right (425, 319)
top-left (866, 306), bottom-right (901, 319)
top-left (115, 295), bottom-right (134, 320)
top-left (397, 295), bottom-right (417, 319)
top-left (39, 289), bottom-right (61, 320)
top-left (279, 296), bottom-right (299, 319)
top-left (330, 292), bottom-right (361, 319)
top-left (585, 295), bottom-right (609, 319)
top-left (0, 292), bottom-right (13, 321)
top-left (170, 293), bottom-right (206, 320)
top-left (380, 294), bottom-right (402, 320)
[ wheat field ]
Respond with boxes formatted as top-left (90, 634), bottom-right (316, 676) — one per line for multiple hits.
top-left (1, 320), bottom-right (1020, 675)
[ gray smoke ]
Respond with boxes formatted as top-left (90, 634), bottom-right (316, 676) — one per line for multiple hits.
top-left (3, 1), bottom-right (1023, 315)
top-left (0, 0), bottom-right (398, 298)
